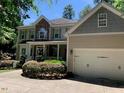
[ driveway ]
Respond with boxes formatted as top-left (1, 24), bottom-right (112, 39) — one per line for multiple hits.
top-left (0, 70), bottom-right (124, 93)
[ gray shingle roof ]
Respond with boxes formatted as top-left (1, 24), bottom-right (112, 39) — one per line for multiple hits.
top-left (50, 18), bottom-right (77, 25)
top-left (17, 17), bottom-right (78, 28)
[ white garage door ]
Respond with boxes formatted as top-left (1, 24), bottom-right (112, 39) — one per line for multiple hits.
top-left (73, 48), bottom-right (124, 80)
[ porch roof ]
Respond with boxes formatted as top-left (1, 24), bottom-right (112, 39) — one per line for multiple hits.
top-left (27, 41), bottom-right (67, 45)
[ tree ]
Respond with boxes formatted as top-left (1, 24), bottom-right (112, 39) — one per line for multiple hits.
top-left (94, 0), bottom-right (124, 12)
top-left (63, 4), bottom-right (75, 19)
top-left (0, 0), bottom-right (38, 44)
top-left (113, 0), bottom-right (124, 12)
top-left (94, 0), bottom-right (114, 4)
top-left (0, 0), bottom-right (53, 53)
top-left (79, 5), bottom-right (92, 19)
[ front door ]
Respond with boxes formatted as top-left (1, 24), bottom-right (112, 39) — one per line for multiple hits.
top-left (36, 46), bottom-right (43, 60)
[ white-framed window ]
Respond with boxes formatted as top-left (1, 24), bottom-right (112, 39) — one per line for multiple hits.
top-left (39, 28), bottom-right (47, 39)
top-left (54, 28), bottom-right (61, 39)
top-left (20, 31), bottom-right (25, 40)
top-left (30, 30), bottom-right (34, 40)
top-left (98, 13), bottom-right (107, 27)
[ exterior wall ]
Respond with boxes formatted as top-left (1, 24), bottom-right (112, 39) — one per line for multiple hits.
top-left (35, 19), bottom-right (50, 40)
top-left (18, 28), bottom-right (35, 43)
top-left (72, 7), bottom-right (124, 34)
top-left (50, 27), bottom-right (69, 40)
top-left (68, 34), bottom-right (124, 71)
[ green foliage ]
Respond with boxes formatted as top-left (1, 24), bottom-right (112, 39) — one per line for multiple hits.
top-left (94, 0), bottom-right (114, 4)
top-left (22, 60), bottom-right (67, 79)
top-left (94, 0), bottom-right (124, 13)
top-left (63, 4), bottom-right (75, 19)
top-left (0, 0), bottom-right (38, 50)
top-left (0, 0), bottom-right (52, 51)
top-left (44, 60), bottom-right (65, 64)
top-left (0, 26), bottom-right (16, 44)
top-left (113, 0), bottom-right (124, 12)
top-left (79, 5), bottom-right (92, 19)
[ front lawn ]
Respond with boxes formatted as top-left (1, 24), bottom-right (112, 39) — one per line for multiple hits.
top-left (44, 60), bottom-right (65, 64)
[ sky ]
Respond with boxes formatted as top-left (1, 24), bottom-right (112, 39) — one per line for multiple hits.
top-left (24, 0), bottom-right (95, 25)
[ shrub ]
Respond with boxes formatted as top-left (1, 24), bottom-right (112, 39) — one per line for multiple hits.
top-left (22, 60), bottom-right (67, 79)
top-left (0, 60), bottom-right (13, 69)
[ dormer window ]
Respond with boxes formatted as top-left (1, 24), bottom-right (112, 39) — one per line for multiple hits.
top-left (98, 13), bottom-right (107, 27)
top-left (39, 28), bottom-right (47, 39)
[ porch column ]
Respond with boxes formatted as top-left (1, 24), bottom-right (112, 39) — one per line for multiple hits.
top-left (57, 44), bottom-right (60, 60)
top-left (26, 44), bottom-right (31, 60)
top-left (43, 44), bottom-right (45, 58)
top-left (49, 28), bottom-right (51, 40)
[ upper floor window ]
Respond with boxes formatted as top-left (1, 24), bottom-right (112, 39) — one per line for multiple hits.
top-left (98, 13), bottom-right (107, 27)
top-left (30, 30), bottom-right (34, 39)
top-left (53, 28), bottom-right (61, 39)
top-left (39, 28), bottom-right (47, 39)
top-left (20, 31), bottom-right (25, 40)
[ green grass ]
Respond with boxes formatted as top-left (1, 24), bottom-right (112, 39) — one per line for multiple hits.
top-left (44, 60), bottom-right (65, 64)
top-left (0, 69), bottom-right (15, 73)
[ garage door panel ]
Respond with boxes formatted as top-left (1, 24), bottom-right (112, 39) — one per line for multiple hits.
top-left (73, 49), bottom-right (124, 80)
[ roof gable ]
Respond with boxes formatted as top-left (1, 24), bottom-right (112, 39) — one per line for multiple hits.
top-left (32, 15), bottom-right (50, 25)
top-left (65, 2), bottom-right (124, 36)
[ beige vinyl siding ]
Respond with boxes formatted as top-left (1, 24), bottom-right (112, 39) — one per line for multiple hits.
top-left (68, 34), bottom-right (124, 71)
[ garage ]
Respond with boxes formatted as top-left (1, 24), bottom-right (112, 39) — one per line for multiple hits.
top-left (66, 2), bottom-right (124, 81)
top-left (73, 48), bottom-right (124, 80)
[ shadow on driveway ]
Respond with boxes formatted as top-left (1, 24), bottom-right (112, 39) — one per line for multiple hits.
top-left (67, 75), bottom-right (124, 88)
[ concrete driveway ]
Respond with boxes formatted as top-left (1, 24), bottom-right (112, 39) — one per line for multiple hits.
top-left (0, 70), bottom-right (124, 93)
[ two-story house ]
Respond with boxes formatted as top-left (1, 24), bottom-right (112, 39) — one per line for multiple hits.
top-left (17, 1), bottom-right (124, 80)
top-left (17, 16), bottom-right (77, 61)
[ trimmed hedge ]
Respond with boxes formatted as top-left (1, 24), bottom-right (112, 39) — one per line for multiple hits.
top-left (0, 60), bottom-right (13, 69)
top-left (22, 60), bottom-right (67, 79)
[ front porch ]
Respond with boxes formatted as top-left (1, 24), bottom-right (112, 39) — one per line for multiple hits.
top-left (26, 41), bottom-right (67, 61)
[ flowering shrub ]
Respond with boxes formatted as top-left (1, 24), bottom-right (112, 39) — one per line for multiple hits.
top-left (22, 60), bottom-right (67, 79)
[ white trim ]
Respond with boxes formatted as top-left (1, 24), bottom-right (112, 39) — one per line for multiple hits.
top-left (19, 44), bottom-right (27, 59)
top-left (17, 26), bottom-right (35, 29)
top-left (53, 28), bottom-right (61, 40)
top-left (70, 32), bottom-right (124, 37)
top-left (65, 2), bottom-right (124, 37)
top-left (20, 31), bottom-right (26, 41)
top-left (98, 13), bottom-right (107, 27)
top-left (66, 35), bottom-right (69, 70)
top-left (32, 15), bottom-right (50, 25)
top-left (26, 44), bottom-right (31, 60)
top-left (38, 28), bottom-right (47, 39)
top-left (29, 30), bottom-right (35, 40)
top-left (27, 41), bottom-right (67, 45)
